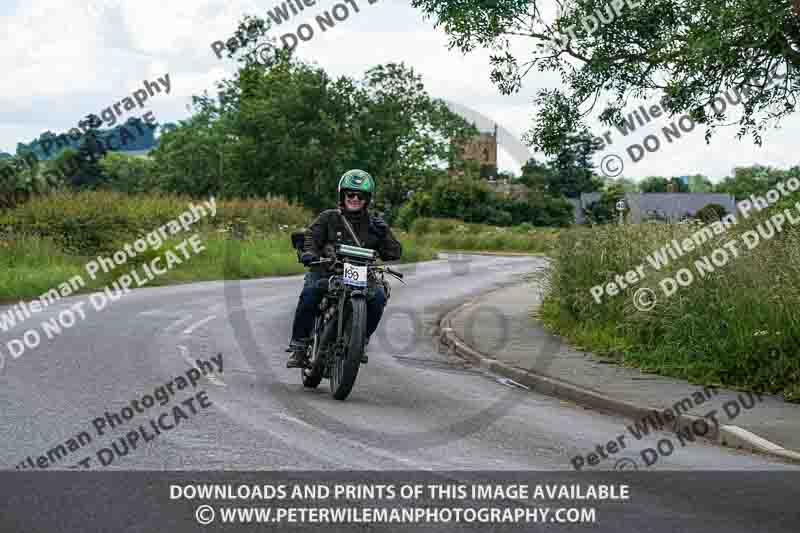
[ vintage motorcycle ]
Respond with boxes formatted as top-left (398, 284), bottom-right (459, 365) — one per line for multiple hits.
top-left (291, 234), bottom-right (404, 400)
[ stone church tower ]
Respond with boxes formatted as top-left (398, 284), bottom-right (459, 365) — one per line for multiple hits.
top-left (450, 123), bottom-right (498, 179)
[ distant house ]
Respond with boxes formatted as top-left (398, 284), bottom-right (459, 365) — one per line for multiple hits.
top-left (569, 192), bottom-right (737, 224)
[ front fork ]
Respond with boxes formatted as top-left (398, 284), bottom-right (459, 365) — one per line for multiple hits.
top-left (334, 289), bottom-right (369, 358)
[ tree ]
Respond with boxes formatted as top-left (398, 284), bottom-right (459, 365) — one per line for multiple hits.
top-left (152, 48), bottom-right (475, 212)
top-left (639, 176), bottom-right (670, 193)
top-left (99, 152), bottom-right (159, 194)
top-left (667, 177), bottom-right (690, 193)
top-left (69, 117), bottom-right (109, 190)
top-left (714, 164), bottom-right (787, 199)
top-left (604, 177), bottom-right (638, 193)
top-left (584, 184), bottom-right (629, 224)
top-left (0, 151), bottom-right (62, 208)
top-left (639, 175), bottom-right (691, 192)
top-left (497, 170), bottom-right (517, 180)
top-left (353, 62), bottom-right (476, 215)
top-left (410, 0), bottom-right (799, 157)
top-left (151, 52), bottom-right (361, 205)
top-left (518, 134), bottom-right (602, 199)
top-left (688, 174), bottom-right (713, 192)
top-left (519, 158), bottom-right (554, 192)
top-left (542, 129), bottom-right (603, 198)
top-left (430, 174), bottom-right (492, 218)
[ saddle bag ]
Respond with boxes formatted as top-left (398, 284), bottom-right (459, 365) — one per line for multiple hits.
top-left (290, 228), bottom-right (313, 264)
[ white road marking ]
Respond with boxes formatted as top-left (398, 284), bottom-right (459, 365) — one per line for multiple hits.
top-left (177, 344), bottom-right (226, 387)
top-left (182, 315), bottom-right (217, 335)
top-left (138, 309), bottom-right (167, 316)
top-left (497, 377), bottom-right (530, 390)
top-left (274, 412), bottom-right (314, 428)
top-left (164, 314), bottom-right (194, 332)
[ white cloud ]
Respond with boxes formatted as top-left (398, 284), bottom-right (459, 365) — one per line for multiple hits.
top-left (0, 0), bottom-right (796, 181)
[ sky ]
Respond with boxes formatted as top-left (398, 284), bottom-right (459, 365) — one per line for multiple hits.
top-left (1, 0), bottom-right (798, 183)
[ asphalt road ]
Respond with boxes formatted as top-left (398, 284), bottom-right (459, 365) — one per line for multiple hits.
top-left (1, 254), bottom-right (798, 531)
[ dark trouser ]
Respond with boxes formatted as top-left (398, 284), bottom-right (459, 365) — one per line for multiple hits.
top-left (290, 271), bottom-right (386, 347)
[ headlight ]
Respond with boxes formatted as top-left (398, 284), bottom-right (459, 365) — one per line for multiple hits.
top-left (328, 277), bottom-right (343, 292)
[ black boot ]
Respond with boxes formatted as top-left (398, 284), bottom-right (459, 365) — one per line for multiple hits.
top-left (287, 349), bottom-right (309, 368)
top-left (361, 336), bottom-right (370, 364)
top-left (286, 339), bottom-right (309, 368)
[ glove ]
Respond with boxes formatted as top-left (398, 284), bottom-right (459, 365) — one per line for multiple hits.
top-left (371, 217), bottom-right (388, 239)
top-left (300, 252), bottom-right (318, 266)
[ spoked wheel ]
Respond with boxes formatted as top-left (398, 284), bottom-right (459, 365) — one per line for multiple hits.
top-left (330, 297), bottom-right (366, 401)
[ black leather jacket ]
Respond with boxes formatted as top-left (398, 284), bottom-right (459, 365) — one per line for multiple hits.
top-left (302, 208), bottom-right (402, 273)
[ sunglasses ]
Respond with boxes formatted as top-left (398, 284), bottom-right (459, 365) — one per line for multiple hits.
top-left (345, 192), bottom-right (366, 200)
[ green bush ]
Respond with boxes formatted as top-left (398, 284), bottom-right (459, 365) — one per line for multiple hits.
top-left (497, 194), bottom-right (575, 227)
top-left (525, 194), bottom-right (575, 227)
top-left (409, 218), bottom-right (561, 254)
top-left (465, 205), bottom-right (512, 226)
top-left (431, 176), bottom-right (492, 218)
top-left (395, 191), bottom-right (433, 229)
top-left (695, 203), bottom-right (728, 222)
top-left (512, 222), bottom-right (536, 233)
top-left (0, 191), bottom-right (312, 255)
top-left (408, 217), bottom-right (465, 235)
top-left (582, 186), bottom-right (627, 224)
top-left (99, 152), bottom-right (160, 194)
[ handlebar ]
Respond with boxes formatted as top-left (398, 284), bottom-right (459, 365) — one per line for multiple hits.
top-left (308, 256), bottom-right (404, 281)
top-left (384, 267), bottom-right (404, 279)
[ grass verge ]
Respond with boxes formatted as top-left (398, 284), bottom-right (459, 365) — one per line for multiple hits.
top-left (540, 207), bottom-right (800, 401)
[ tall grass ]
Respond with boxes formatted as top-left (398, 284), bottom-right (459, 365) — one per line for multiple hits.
top-left (0, 199), bottom-right (558, 308)
top-left (0, 194), bottom-right (445, 303)
top-left (0, 236), bottom-right (87, 301)
top-left (0, 190), bottom-right (312, 254)
top-left (541, 203), bottom-right (800, 400)
top-left (410, 217), bottom-right (560, 255)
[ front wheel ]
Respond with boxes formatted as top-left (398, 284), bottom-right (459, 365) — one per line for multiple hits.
top-left (330, 296), bottom-right (366, 401)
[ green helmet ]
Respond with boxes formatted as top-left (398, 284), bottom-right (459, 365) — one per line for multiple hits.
top-left (338, 169), bottom-right (375, 206)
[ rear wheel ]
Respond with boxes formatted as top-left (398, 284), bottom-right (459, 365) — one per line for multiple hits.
top-left (330, 297), bottom-right (366, 401)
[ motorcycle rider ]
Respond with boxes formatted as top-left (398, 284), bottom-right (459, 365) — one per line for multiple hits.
top-left (286, 169), bottom-right (402, 368)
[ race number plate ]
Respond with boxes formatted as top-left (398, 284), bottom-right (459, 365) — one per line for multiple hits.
top-left (343, 262), bottom-right (367, 287)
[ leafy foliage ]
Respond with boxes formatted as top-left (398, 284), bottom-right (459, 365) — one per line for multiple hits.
top-left (714, 164), bottom-right (798, 199)
top-left (410, 0), bottom-right (800, 156)
top-left (0, 190), bottom-right (310, 255)
top-left (0, 152), bottom-right (63, 209)
top-left (638, 175), bottom-right (690, 193)
top-left (396, 173), bottom-right (574, 228)
top-left (151, 53), bottom-right (474, 217)
top-left (695, 202), bottom-right (729, 222)
top-left (542, 207), bottom-right (800, 399)
top-left (518, 130), bottom-right (603, 198)
top-left (99, 152), bottom-right (160, 194)
top-left (583, 185), bottom-right (629, 224)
